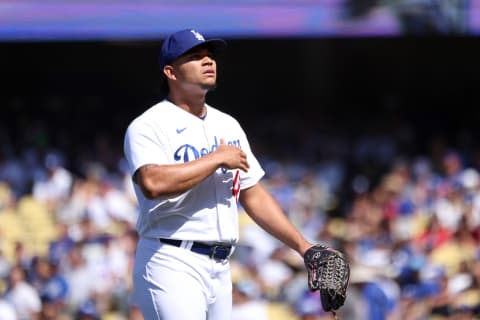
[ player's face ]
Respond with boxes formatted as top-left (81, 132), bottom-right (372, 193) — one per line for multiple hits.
top-left (172, 46), bottom-right (218, 91)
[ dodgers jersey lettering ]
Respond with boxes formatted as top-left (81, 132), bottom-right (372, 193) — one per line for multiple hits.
top-left (124, 100), bottom-right (265, 243)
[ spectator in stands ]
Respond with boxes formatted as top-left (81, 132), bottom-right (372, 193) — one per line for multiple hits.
top-left (0, 298), bottom-right (17, 320)
top-left (62, 243), bottom-right (95, 313)
top-left (31, 257), bottom-right (69, 318)
top-left (4, 264), bottom-right (42, 320)
top-left (232, 279), bottom-right (269, 320)
top-left (32, 151), bottom-right (73, 211)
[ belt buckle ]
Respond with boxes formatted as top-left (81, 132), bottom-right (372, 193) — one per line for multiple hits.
top-left (210, 245), bottom-right (229, 260)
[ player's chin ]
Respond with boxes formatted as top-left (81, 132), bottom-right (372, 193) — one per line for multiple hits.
top-left (202, 81), bottom-right (217, 91)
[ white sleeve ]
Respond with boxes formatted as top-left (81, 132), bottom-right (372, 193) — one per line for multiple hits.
top-left (123, 121), bottom-right (169, 176)
top-left (238, 128), bottom-right (265, 190)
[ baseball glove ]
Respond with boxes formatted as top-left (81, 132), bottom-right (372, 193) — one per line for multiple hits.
top-left (303, 244), bottom-right (350, 314)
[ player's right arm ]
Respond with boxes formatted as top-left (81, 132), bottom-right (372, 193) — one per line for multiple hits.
top-left (133, 139), bottom-right (249, 199)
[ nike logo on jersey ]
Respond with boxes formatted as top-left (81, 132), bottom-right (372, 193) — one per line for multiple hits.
top-left (176, 127), bottom-right (187, 134)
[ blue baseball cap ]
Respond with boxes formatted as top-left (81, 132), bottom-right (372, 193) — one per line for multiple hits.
top-left (159, 29), bottom-right (227, 70)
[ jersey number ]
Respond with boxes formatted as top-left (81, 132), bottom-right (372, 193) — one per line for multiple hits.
top-left (232, 170), bottom-right (240, 203)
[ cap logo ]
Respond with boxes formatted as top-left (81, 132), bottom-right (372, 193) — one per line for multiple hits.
top-left (190, 30), bottom-right (205, 41)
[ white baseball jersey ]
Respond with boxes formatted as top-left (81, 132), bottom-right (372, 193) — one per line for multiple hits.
top-left (124, 99), bottom-right (265, 243)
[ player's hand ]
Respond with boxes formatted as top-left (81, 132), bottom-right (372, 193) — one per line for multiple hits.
top-left (214, 138), bottom-right (250, 172)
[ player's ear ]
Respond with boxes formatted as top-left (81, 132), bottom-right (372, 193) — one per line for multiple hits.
top-left (163, 65), bottom-right (176, 80)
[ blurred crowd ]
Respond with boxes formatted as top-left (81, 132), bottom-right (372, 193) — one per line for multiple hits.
top-left (1, 116), bottom-right (480, 320)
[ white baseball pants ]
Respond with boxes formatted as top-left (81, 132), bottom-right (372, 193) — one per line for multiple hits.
top-left (133, 237), bottom-right (233, 320)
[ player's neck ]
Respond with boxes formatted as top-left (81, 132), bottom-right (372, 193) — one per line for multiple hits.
top-left (167, 92), bottom-right (206, 118)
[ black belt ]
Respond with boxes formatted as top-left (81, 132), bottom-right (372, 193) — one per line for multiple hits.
top-left (159, 238), bottom-right (232, 260)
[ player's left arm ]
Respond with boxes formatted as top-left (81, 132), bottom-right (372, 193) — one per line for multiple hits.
top-left (239, 183), bottom-right (313, 256)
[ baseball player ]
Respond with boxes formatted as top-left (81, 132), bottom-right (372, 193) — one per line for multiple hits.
top-left (123, 29), bottom-right (320, 320)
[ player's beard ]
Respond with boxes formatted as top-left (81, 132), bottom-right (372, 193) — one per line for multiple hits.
top-left (202, 81), bottom-right (217, 91)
